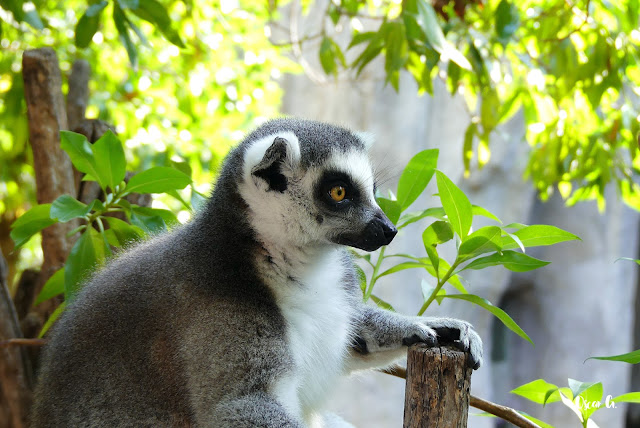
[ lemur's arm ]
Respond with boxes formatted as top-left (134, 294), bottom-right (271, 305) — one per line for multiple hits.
top-left (345, 305), bottom-right (483, 373)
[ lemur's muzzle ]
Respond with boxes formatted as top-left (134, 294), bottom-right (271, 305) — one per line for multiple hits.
top-left (338, 211), bottom-right (397, 252)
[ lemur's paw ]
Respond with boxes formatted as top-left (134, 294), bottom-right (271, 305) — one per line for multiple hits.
top-left (422, 317), bottom-right (483, 370)
top-left (401, 323), bottom-right (437, 348)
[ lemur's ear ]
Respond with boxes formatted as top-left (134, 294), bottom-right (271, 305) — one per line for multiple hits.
top-left (251, 137), bottom-right (289, 192)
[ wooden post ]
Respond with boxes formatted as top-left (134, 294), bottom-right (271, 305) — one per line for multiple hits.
top-left (403, 345), bottom-right (472, 428)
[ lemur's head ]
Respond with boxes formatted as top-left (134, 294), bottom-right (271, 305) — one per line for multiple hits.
top-left (237, 118), bottom-right (396, 252)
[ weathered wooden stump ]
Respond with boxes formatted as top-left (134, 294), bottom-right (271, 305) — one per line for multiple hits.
top-left (403, 344), bottom-right (472, 428)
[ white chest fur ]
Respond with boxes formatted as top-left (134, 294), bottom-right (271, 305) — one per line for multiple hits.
top-left (265, 248), bottom-right (353, 423)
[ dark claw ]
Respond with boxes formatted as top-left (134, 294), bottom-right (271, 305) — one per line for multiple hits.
top-left (403, 333), bottom-right (436, 347)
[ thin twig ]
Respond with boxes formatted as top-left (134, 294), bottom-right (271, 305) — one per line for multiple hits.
top-left (381, 365), bottom-right (542, 428)
top-left (0, 338), bottom-right (47, 348)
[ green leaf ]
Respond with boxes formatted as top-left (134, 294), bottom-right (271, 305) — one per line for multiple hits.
top-left (132, 0), bottom-right (185, 48)
top-left (397, 149), bottom-right (439, 210)
top-left (520, 413), bottom-right (555, 428)
top-left (495, 0), bottom-right (519, 44)
top-left (612, 392), bottom-right (640, 404)
top-left (588, 349), bottom-right (640, 364)
top-left (460, 250), bottom-right (550, 273)
top-left (511, 379), bottom-right (562, 404)
top-left (60, 131), bottom-right (102, 185)
top-left (571, 380), bottom-right (603, 420)
top-left (38, 302), bottom-right (66, 338)
top-left (422, 220), bottom-right (453, 247)
top-left (617, 257), bottom-right (640, 265)
top-left (444, 293), bottom-right (533, 345)
top-left (92, 130), bottom-right (126, 192)
top-left (458, 226), bottom-right (502, 259)
top-left (376, 197), bottom-right (401, 225)
top-left (384, 21), bottom-right (408, 90)
top-left (35, 268), bottom-right (65, 305)
top-left (425, 246), bottom-right (439, 274)
top-left (132, 206), bottom-right (179, 227)
top-left (569, 379), bottom-right (601, 401)
top-left (463, 123), bottom-right (476, 175)
top-left (50, 195), bottom-right (91, 222)
top-left (130, 210), bottom-right (166, 234)
top-left (64, 228), bottom-right (111, 300)
top-left (191, 189), bottom-right (208, 212)
top-left (415, 1), bottom-right (471, 70)
top-left (319, 36), bottom-right (337, 75)
top-left (105, 217), bottom-right (145, 246)
top-left (352, 28), bottom-right (385, 75)
top-left (376, 261), bottom-right (431, 280)
top-left (354, 264), bottom-right (367, 293)
top-left (75, 1), bottom-right (108, 48)
top-left (398, 207), bottom-right (446, 229)
top-left (113, 3), bottom-right (138, 68)
top-left (472, 205), bottom-right (502, 223)
top-left (371, 295), bottom-right (395, 311)
top-left (501, 225), bottom-right (580, 250)
top-left (124, 167), bottom-right (192, 195)
top-left (10, 204), bottom-right (57, 248)
top-left (421, 279), bottom-right (446, 304)
top-left (435, 170), bottom-right (473, 239)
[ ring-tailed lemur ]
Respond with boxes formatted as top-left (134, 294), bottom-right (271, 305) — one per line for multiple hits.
top-left (32, 118), bottom-right (482, 428)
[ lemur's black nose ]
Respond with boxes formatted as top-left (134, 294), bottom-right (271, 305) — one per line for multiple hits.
top-left (374, 211), bottom-right (397, 245)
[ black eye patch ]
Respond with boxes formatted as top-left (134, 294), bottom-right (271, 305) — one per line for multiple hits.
top-left (315, 170), bottom-right (362, 209)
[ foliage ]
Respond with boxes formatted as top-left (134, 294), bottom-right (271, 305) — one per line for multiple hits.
top-left (512, 377), bottom-right (640, 428)
top-left (10, 130), bottom-right (200, 335)
top-left (0, 0), bottom-right (296, 282)
top-left (295, 0), bottom-right (640, 211)
top-left (355, 148), bottom-right (579, 346)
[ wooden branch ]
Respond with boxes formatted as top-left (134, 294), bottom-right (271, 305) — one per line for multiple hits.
top-left (383, 364), bottom-right (541, 428)
top-left (404, 344), bottom-right (471, 427)
top-left (0, 251), bottom-right (32, 428)
top-left (0, 338), bottom-right (47, 348)
top-left (22, 48), bottom-right (78, 306)
top-left (470, 395), bottom-right (541, 428)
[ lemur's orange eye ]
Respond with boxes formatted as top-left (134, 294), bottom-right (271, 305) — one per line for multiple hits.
top-left (330, 185), bottom-right (347, 202)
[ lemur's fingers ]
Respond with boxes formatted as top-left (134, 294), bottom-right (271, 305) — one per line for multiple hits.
top-left (402, 324), bottom-right (437, 347)
top-left (422, 317), bottom-right (484, 370)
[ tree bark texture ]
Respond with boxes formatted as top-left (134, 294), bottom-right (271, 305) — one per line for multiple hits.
top-left (0, 252), bottom-right (32, 428)
top-left (403, 345), bottom-right (472, 428)
top-left (66, 59), bottom-right (90, 131)
top-left (22, 48), bottom-right (77, 297)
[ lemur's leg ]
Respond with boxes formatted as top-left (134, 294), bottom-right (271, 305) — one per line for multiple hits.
top-left (212, 392), bottom-right (303, 428)
top-left (346, 306), bottom-right (483, 373)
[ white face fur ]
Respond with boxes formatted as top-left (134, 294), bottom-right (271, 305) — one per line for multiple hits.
top-left (238, 131), bottom-right (385, 251)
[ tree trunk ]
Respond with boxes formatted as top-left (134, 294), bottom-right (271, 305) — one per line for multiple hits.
top-left (22, 48), bottom-right (78, 312)
top-left (0, 252), bottom-right (32, 428)
top-left (403, 345), bottom-right (472, 428)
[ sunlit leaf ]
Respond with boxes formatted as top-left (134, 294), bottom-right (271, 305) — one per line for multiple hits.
top-left (124, 167), bottom-right (192, 195)
top-left (50, 195), bottom-right (91, 222)
top-left (10, 204), bottom-right (57, 248)
top-left (511, 379), bottom-right (562, 404)
top-left (501, 225), bottom-right (580, 250)
top-left (397, 149), bottom-right (438, 210)
top-left (458, 226), bottom-right (502, 260)
top-left (92, 130), bottom-right (126, 192)
top-left (459, 250), bottom-right (550, 273)
top-left (587, 349), bottom-right (640, 364)
top-left (435, 170), bottom-right (472, 239)
top-left (35, 268), bottom-right (65, 305)
top-left (445, 293), bottom-right (533, 345)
